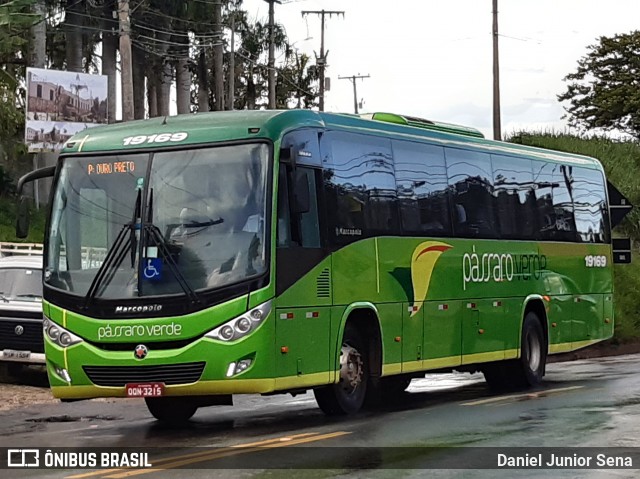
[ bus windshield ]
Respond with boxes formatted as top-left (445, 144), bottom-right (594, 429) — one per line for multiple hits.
top-left (45, 143), bottom-right (269, 299)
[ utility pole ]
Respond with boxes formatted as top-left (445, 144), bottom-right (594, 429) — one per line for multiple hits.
top-left (265, 0), bottom-right (280, 109)
top-left (302, 10), bottom-right (344, 112)
top-left (30, 1), bottom-right (46, 210)
top-left (339, 74), bottom-right (370, 114)
top-left (118, 0), bottom-right (134, 121)
top-left (227, 13), bottom-right (235, 110)
top-left (492, 0), bottom-right (502, 141)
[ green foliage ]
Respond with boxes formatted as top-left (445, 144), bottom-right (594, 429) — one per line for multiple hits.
top-left (0, 0), bottom-right (37, 162)
top-left (276, 51), bottom-right (318, 109)
top-left (509, 131), bottom-right (640, 340)
top-left (559, 31), bottom-right (640, 139)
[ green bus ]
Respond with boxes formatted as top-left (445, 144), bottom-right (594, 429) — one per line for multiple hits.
top-left (17, 110), bottom-right (629, 422)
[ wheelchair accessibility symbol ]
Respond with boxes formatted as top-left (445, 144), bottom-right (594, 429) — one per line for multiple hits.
top-left (143, 258), bottom-right (163, 281)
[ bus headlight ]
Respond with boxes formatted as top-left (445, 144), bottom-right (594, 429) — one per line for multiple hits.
top-left (43, 318), bottom-right (83, 348)
top-left (205, 300), bottom-right (271, 342)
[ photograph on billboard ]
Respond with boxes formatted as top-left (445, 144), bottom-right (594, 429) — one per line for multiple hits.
top-left (26, 68), bottom-right (108, 152)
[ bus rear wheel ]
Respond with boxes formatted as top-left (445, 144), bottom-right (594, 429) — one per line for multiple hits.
top-left (145, 397), bottom-right (198, 423)
top-left (518, 312), bottom-right (546, 386)
top-left (483, 311), bottom-right (546, 390)
top-left (314, 324), bottom-right (368, 415)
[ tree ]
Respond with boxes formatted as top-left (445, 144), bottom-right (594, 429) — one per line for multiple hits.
top-left (276, 51), bottom-right (318, 109)
top-left (559, 31), bottom-right (640, 138)
top-left (0, 0), bottom-right (39, 164)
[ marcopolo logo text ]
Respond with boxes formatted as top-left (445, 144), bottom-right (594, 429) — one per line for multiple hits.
top-left (97, 322), bottom-right (182, 340)
top-left (115, 304), bottom-right (163, 314)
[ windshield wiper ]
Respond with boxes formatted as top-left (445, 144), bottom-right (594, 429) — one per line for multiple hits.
top-left (83, 188), bottom-right (142, 309)
top-left (143, 189), bottom-right (200, 304)
top-left (83, 187), bottom-right (200, 308)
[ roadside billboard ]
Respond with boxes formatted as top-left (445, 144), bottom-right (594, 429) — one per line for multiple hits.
top-left (25, 68), bottom-right (108, 153)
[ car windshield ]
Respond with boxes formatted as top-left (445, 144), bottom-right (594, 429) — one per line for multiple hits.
top-left (0, 267), bottom-right (42, 302)
top-left (45, 143), bottom-right (270, 299)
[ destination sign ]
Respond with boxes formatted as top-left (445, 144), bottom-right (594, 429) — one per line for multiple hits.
top-left (87, 160), bottom-right (136, 175)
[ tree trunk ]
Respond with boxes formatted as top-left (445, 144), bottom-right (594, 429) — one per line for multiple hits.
top-left (30, 1), bottom-right (46, 68)
top-left (197, 48), bottom-right (210, 112)
top-left (212, 3), bottom-right (224, 110)
top-left (176, 58), bottom-right (190, 114)
top-left (247, 63), bottom-right (256, 110)
top-left (102, 2), bottom-right (117, 123)
top-left (157, 61), bottom-right (172, 117)
top-left (147, 76), bottom-right (158, 118)
top-left (154, 17), bottom-right (172, 117)
top-left (132, 45), bottom-right (146, 119)
top-left (65, 1), bottom-right (84, 72)
top-left (175, 30), bottom-right (191, 114)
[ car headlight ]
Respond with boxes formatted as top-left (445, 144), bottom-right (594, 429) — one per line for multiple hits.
top-left (43, 318), bottom-right (83, 348)
top-left (205, 300), bottom-right (271, 342)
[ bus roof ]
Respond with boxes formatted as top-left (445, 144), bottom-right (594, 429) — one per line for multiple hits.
top-left (61, 109), bottom-right (602, 169)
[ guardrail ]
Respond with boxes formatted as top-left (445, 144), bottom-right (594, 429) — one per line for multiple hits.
top-left (0, 242), bottom-right (43, 256)
top-left (0, 243), bottom-right (108, 267)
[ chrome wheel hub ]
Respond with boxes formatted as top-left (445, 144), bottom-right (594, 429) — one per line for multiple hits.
top-left (339, 344), bottom-right (363, 393)
top-left (527, 333), bottom-right (541, 371)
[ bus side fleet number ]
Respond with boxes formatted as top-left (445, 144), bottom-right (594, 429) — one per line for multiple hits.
top-left (584, 255), bottom-right (607, 268)
top-left (122, 132), bottom-right (188, 146)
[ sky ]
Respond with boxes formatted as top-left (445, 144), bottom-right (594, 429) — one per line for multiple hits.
top-left (241, 0), bottom-right (640, 139)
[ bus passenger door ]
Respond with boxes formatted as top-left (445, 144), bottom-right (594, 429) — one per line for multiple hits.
top-left (274, 133), bottom-right (332, 387)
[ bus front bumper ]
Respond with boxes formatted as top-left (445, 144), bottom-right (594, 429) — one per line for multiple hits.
top-left (45, 331), bottom-right (277, 399)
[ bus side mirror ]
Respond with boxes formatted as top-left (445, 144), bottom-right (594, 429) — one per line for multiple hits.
top-left (16, 196), bottom-right (30, 239)
top-left (14, 165), bottom-right (56, 239)
top-left (292, 170), bottom-right (310, 214)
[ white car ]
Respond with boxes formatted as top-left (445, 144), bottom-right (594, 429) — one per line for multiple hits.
top-left (0, 255), bottom-right (44, 368)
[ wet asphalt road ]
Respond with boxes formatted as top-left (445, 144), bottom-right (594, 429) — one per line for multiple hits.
top-left (1, 354), bottom-right (640, 478)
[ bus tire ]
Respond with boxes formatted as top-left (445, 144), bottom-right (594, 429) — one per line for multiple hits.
top-left (145, 397), bottom-right (198, 423)
top-left (518, 311), bottom-right (546, 386)
top-left (483, 312), bottom-right (546, 390)
top-left (314, 323), bottom-right (368, 415)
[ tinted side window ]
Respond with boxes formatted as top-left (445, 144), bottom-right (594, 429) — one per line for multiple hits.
top-left (532, 160), bottom-right (555, 240)
top-left (394, 140), bottom-right (451, 236)
top-left (572, 167), bottom-right (609, 243)
top-left (321, 131), bottom-right (398, 242)
top-left (492, 155), bottom-right (536, 239)
top-left (281, 129), bottom-right (322, 167)
top-left (532, 161), bottom-right (577, 241)
top-left (276, 167), bottom-right (292, 248)
top-left (446, 148), bottom-right (496, 238)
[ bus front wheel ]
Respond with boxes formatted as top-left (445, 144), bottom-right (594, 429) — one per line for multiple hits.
top-left (314, 324), bottom-right (368, 415)
top-left (145, 397), bottom-right (198, 423)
